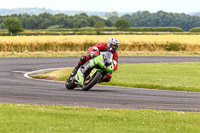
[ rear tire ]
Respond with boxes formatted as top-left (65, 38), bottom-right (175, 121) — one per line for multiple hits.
top-left (65, 76), bottom-right (76, 90)
top-left (82, 71), bottom-right (102, 91)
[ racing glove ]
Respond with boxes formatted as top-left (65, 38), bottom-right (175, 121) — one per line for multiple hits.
top-left (89, 50), bottom-right (99, 58)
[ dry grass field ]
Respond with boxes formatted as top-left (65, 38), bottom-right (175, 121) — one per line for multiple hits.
top-left (0, 35), bottom-right (200, 54)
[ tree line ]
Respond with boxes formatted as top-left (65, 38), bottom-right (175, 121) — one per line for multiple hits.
top-left (119, 11), bottom-right (200, 31)
top-left (0, 13), bottom-right (112, 30)
top-left (1, 11), bottom-right (200, 31)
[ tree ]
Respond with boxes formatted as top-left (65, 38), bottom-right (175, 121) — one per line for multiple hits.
top-left (0, 23), bottom-right (4, 30)
top-left (114, 19), bottom-right (130, 30)
top-left (121, 14), bottom-right (131, 21)
top-left (73, 22), bottom-right (79, 32)
top-left (3, 17), bottom-right (24, 35)
top-left (108, 16), bottom-right (119, 23)
top-left (73, 22), bottom-right (79, 28)
top-left (105, 11), bottom-right (118, 18)
top-left (95, 21), bottom-right (104, 28)
top-left (94, 21), bottom-right (105, 35)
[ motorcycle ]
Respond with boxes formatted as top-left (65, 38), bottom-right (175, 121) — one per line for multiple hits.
top-left (65, 52), bottom-right (114, 91)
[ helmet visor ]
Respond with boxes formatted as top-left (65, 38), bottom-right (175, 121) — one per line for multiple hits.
top-left (110, 44), bottom-right (118, 52)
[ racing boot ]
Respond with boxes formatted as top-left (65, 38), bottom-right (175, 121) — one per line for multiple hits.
top-left (71, 55), bottom-right (88, 77)
top-left (99, 73), bottom-right (112, 83)
top-left (71, 64), bottom-right (80, 76)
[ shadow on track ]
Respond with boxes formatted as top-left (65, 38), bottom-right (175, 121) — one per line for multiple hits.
top-left (65, 88), bottom-right (117, 93)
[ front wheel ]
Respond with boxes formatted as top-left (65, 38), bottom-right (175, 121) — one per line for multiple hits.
top-left (82, 71), bottom-right (102, 91)
top-left (65, 76), bottom-right (76, 90)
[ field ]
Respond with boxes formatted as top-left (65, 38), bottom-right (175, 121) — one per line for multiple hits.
top-left (1, 103), bottom-right (200, 133)
top-left (1, 35), bottom-right (200, 55)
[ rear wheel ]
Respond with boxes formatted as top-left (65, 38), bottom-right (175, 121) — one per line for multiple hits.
top-left (82, 71), bottom-right (102, 91)
top-left (65, 76), bottom-right (76, 90)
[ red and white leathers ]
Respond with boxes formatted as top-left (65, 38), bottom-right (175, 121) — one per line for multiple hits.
top-left (78, 42), bottom-right (118, 82)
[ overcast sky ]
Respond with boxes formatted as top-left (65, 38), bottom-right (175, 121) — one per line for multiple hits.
top-left (0, 0), bottom-right (199, 13)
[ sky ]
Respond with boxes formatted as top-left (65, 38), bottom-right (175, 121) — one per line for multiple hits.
top-left (0, 0), bottom-right (199, 13)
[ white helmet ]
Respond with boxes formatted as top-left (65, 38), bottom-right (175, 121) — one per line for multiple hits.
top-left (107, 37), bottom-right (119, 52)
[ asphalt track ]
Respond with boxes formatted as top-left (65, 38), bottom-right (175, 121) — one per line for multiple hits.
top-left (1, 56), bottom-right (200, 112)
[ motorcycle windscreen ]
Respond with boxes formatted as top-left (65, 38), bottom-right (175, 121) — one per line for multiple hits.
top-left (101, 52), bottom-right (114, 73)
top-left (102, 52), bottom-right (113, 65)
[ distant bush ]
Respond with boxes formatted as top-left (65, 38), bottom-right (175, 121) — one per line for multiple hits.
top-left (189, 27), bottom-right (200, 32)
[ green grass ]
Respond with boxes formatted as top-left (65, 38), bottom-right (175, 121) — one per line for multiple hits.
top-left (1, 103), bottom-right (200, 133)
top-left (31, 62), bottom-right (200, 92)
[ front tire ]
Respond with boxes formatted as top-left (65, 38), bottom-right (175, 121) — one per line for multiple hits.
top-left (65, 76), bottom-right (76, 90)
top-left (82, 71), bottom-right (102, 91)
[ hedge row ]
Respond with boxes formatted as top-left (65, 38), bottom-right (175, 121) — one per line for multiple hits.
top-left (2, 32), bottom-right (200, 36)
top-left (46, 27), bottom-right (183, 32)
top-left (0, 32), bottom-right (178, 36)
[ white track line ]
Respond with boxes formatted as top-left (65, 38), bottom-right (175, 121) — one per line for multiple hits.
top-left (24, 67), bottom-right (71, 83)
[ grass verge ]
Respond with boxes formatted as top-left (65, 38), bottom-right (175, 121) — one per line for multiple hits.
top-left (0, 103), bottom-right (200, 133)
top-left (1, 51), bottom-right (200, 57)
top-left (31, 63), bottom-right (200, 92)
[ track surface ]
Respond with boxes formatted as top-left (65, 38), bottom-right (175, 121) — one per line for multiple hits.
top-left (1, 56), bottom-right (200, 112)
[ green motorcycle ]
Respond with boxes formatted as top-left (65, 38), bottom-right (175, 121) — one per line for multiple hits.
top-left (65, 52), bottom-right (114, 91)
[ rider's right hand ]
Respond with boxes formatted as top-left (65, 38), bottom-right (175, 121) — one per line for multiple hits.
top-left (90, 50), bottom-right (99, 58)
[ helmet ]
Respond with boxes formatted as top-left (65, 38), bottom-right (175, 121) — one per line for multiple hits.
top-left (107, 37), bottom-right (119, 52)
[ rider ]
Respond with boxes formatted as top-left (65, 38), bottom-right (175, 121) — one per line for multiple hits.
top-left (71, 37), bottom-right (119, 82)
